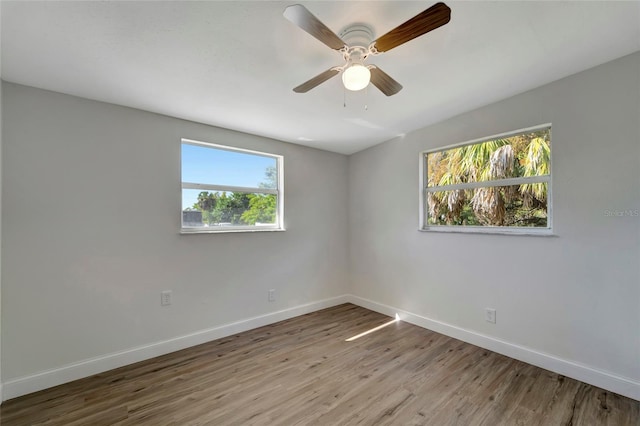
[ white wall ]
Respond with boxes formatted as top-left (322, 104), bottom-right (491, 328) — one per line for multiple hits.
top-left (349, 52), bottom-right (640, 398)
top-left (1, 83), bottom-right (349, 394)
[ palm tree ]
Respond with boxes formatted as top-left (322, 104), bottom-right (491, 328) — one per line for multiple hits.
top-left (427, 129), bottom-right (550, 227)
top-left (520, 136), bottom-right (551, 208)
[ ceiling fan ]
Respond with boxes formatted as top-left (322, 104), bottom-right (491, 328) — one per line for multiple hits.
top-left (283, 2), bottom-right (451, 96)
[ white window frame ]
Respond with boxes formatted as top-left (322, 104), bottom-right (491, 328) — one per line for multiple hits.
top-left (419, 124), bottom-right (553, 236)
top-left (181, 138), bottom-right (284, 234)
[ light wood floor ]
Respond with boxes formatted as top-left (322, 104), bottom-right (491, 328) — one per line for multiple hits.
top-left (1, 304), bottom-right (638, 425)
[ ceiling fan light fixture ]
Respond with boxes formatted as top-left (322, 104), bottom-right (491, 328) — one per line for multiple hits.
top-left (342, 63), bottom-right (371, 91)
top-left (284, 3), bottom-right (451, 95)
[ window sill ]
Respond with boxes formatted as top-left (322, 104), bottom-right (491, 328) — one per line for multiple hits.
top-left (181, 227), bottom-right (286, 235)
top-left (419, 226), bottom-right (556, 237)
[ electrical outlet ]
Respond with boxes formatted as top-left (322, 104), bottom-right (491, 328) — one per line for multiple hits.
top-left (268, 289), bottom-right (276, 302)
top-left (485, 308), bottom-right (496, 324)
top-left (161, 290), bottom-right (172, 306)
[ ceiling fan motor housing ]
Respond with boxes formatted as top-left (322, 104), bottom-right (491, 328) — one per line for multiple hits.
top-left (339, 24), bottom-right (374, 49)
top-left (339, 24), bottom-right (375, 66)
top-left (284, 3), bottom-right (451, 95)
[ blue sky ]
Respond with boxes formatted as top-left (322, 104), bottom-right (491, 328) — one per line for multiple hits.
top-left (182, 143), bottom-right (276, 209)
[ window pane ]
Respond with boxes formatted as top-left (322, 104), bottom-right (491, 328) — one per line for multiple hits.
top-left (182, 189), bottom-right (277, 229)
top-left (426, 128), bottom-right (550, 187)
top-left (182, 143), bottom-right (277, 189)
top-left (427, 183), bottom-right (548, 227)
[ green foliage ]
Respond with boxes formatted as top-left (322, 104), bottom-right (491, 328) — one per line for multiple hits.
top-left (193, 191), bottom-right (251, 225)
top-left (520, 136), bottom-right (551, 205)
top-left (192, 166), bottom-right (277, 226)
top-left (427, 129), bottom-right (550, 227)
top-left (195, 192), bottom-right (219, 225)
top-left (241, 194), bottom-right (276, 225)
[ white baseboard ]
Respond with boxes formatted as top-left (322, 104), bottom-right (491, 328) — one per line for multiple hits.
top-left (2, 295), bottom-right (350, 401)
top-left (346, 294), bottom-right (640, 401)
top-left (4, 294), bottom-right (638, 402)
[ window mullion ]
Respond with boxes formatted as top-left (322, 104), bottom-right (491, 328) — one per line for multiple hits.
top-left (182, 182), bottom-right (278, 195)
top-left (426, 175), bottom-right (549, 193)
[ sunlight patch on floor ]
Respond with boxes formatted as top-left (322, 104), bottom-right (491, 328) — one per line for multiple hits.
top-left (345, 314), bottom-right (400, 342)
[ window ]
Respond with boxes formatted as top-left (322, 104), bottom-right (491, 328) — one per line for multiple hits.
top-left (420, 125), bottom-right (552, 234)
top-left (181, 139), bottom-right (284, 233)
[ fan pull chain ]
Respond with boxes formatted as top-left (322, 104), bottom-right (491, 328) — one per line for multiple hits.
top-left (365, 85), bottom-right (368, 111)
top-left (343, 86), bottom-right (347, 108)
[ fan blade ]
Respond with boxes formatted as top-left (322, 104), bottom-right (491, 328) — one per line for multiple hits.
top-left (369, 67), bottom-right (403, 96)
top-left (369, 65), bottom-right (402, 96)
top-left (293, 68), bottom-right (340, 93)
top-left (283, 4), bottom-right (346, 51)
top-left (372, 2), bottom-right (451, 53)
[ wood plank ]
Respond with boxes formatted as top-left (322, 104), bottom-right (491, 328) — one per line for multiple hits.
top-left (1, 304), bottom-right (638, 425)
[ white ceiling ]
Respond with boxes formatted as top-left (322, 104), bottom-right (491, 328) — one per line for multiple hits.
top-left (2, 1), bottom-right (639, 155)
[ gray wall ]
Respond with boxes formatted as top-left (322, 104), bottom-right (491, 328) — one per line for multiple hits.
top-left (349, 52), bottom-right (640, 384)
top-left (1, 83), bottom-right (349, 381)
top-left (2, 52), bottom-right (639, 399)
